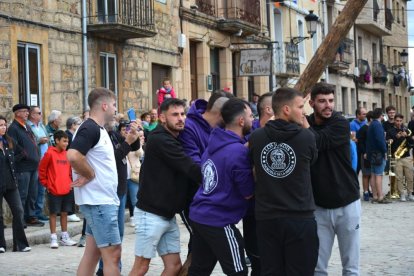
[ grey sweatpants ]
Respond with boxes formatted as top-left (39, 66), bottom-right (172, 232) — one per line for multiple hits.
top-left (314, 200), bottom-right (361, 276)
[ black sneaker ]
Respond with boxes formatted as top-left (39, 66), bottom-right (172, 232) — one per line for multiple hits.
top-left (26, 218), bottom-right (45, 227)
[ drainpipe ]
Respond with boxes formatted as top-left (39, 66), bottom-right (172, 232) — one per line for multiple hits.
top-left (322, 0), bottom-right (329, 83)
top-left (266, 0), bottom-right (273, 91)
top-left (82, 0), bottom-right (89, 109)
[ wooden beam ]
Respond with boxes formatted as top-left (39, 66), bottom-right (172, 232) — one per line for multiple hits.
top-left (294, 0), bottom-right (368, 96)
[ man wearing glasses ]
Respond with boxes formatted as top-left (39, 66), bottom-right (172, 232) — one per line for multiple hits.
top-left (8, 104), bottom-right (44, 227)
top-left (28, 106), bottom-right (51, 222)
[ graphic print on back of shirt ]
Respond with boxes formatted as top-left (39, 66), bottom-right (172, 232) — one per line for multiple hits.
top-left (261, 142), bottom-right (296, 178)
top-left (202, 159), bottom-right (218, 194)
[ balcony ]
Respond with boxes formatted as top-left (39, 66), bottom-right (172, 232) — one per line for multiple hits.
top-left (385, 8), bottom-right (394, 30)
top-left (274, 42), bottom-right (300, 78)
top-left (329, 38), bottom-right (353, 71)
top-left (217, 0), bottom-right (261, 36)
top-left (357, 59), bottom-right (372, 84)
top-left (87, 0), bottom-right (157, 41)
top-left (373, 63), bottom-right (388, 84)
top-left (355, 0), bottom-right (392, 36)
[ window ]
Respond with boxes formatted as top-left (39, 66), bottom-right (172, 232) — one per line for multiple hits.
top-left (372, 43), bottom-right (377, 64)
top-left (312, 31), bottom-right (318, 54)
top-left (18, 43), bottom-right (42, 108)
top-left (396, 2), bottom-right (400, 23)
top-left (357, 36), bottom-right (362, 58)
top-left (100, 53), bottom-right (118, 96)
top-left (387, 46), bottom-right (391, 67)
top-left (394, 49), bottom-right (398, 65)
top-left (97, 0), bottom-right (117, 23)
top-left (156, 0), bottom-right (166, 3)
top-left (298, 20), bottom-right (305, 63)
top-left (402, 6), bottom-right (405, 26)
top-left (341, 87), bottom-right (348, 115)
top-left (210, 48), bottom-right (220, 92)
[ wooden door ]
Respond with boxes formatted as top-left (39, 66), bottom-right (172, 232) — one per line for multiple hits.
top-left (151, 64), bottom-right (170, 108)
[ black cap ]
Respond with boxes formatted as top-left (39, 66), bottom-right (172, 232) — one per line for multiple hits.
top-left (12, 103), bottom-right (30, 113)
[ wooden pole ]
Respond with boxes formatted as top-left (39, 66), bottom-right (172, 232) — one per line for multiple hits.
top-left (294, 0), bottom-right (368, 96)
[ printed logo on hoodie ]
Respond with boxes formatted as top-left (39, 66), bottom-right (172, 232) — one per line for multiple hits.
top-left (202, 159), bottom-right (218, 194)
top-left (261, 142), bottom-right (296, 178)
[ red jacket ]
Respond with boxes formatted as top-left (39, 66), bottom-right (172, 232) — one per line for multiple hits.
top-left (38, 147), bottom-right (72, 196)
top-left (157, 86), bottom-right (177, 106)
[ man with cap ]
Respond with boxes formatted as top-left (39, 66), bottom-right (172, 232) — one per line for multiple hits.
top-left (8, 104), bottom-right (43, 227)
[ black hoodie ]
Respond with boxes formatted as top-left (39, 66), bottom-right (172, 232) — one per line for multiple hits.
top-left (249, 119), bottom-right (318, 220)
top-left (307, 111), bottom-right (360, 209)
top-left (137, 125), bottom-right (202, 219)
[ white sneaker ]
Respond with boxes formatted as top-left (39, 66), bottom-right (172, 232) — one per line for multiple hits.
top-left (0, 247), bottom-right (5, 253)
top-left (50, 234), bottom-right (59, 249)
top-left (67, 214), bottom-right (81, 222)
top-left (400, 193), bottom-right (407, 202)
top-left (60, 235), bottom-right (77, 246)
top-left (21, 247), bottom-right (31, 252)
top-left (129, 217), bottom-right (135, 227)
top-left (407, 194), bottom-right (414, 201)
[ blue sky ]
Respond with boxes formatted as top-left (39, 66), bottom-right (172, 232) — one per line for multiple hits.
top-left (408, 1), bottom-right (414, 78)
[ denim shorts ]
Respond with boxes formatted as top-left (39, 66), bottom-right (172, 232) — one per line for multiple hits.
top-left (134, 207), bottom-right (180, 258)
top-left (371, 158), bottom-right (386, 175)
top-left (80, 204), bottom-right (121, 248)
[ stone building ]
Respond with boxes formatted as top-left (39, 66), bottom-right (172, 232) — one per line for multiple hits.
top-left (0, 0), bottom-right (270, 123)
top-left (326, 0), bottom-right (410, 118)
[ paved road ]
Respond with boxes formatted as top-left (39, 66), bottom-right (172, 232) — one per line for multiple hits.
top-left (2, 180), bottom-right (414, 275)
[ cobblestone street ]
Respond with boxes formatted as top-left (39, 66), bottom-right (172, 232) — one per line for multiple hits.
top-left (1, 196), bottom-right (414, 275)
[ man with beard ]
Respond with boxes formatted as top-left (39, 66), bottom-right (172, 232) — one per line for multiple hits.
top-left (304, 83), bottom-right (360, 276)
top-left (188, 98), bottom-right (254, 276)
top-left (178, 90), bottom-right (233, 274)
top-left (129, 98), bottom-right (202, 276)
top-left (249, 88), bottom-right (318, 275)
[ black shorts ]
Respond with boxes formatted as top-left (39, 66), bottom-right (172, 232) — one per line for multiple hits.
top-left (47, 190), bottom-right (74, 214)
top-left (189, 220), bottom-right (248, 276)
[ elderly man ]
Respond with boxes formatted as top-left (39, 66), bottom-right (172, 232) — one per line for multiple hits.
top-left (28, 106), bottom-right (51, 222)
top-left (46, 110), bottom-right (62, 146)
top-left (8, 104), bottom-right (43, 227)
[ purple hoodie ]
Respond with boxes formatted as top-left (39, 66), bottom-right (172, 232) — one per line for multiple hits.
top-left (190, 128), bottom-right (254, 227)
top-left (179, 99), bottom-right (212, 165)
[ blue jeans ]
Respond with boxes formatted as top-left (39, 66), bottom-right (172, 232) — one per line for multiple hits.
top-left (98, 193), bottom-right (126, 272)
top-left (16, 170), bottom-right (38, 220)
top-left (127, 179), bottom-right (139, 216)
top-left (34, 180), bottom-right (46, 217)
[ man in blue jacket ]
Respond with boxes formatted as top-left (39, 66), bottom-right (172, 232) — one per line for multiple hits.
top-left (189, 98), bottom-right (254, 276)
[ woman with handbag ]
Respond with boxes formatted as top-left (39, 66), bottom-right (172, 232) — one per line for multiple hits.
top-left (126, 129), bottom-right (145, 227)
top-left (366, 108), bottom-right (389, 204)
top-left (0, 115), bottom-right (31, 252)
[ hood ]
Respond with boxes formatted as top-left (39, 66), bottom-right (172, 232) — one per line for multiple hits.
top-left (264, 119), bottom-right (302, 142)
top-left (186, 99), bottom-right (211, 131)
top-left (308, 111), bottom-right (343, 127)
top-left (49, 146), bottom-right (65, 154)
top-left (207, 128), bottom-right (244, 155)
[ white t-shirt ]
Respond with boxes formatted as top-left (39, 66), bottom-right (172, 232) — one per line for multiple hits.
top-left (70, 119), bottom-right (119, 205)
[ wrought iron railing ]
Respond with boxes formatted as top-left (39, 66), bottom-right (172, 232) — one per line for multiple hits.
top-left (274, 42), bottom-right (299, 75)
top-left (336, 38), bottom-right (354, 64)
top-left (224, 0), bottom-right (261, 26)
top-left (373, 63), bottom-right (388, 84)
top-left (195, 0), bottom-right (216, 17)
top-left (385, 8), bottom-right (394, 30)
top-left (88, 0), bottom-right (155, 29)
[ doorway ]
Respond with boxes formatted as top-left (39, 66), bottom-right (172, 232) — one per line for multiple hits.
top-left (151, 64), bottom-right (171, 108)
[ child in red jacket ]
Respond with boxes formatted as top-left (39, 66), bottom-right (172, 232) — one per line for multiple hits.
top-left (39, 130), bottom-right (77, 248)
top-left (157, 78), bottom-right (177, 108)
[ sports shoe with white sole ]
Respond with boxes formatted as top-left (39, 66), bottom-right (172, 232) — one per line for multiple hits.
top-left (50, 234), bottom-right (59, 249)
top-left (60, 235), bottom-right (77, 246)
top-left (67, 214), bottom-right (81, 222)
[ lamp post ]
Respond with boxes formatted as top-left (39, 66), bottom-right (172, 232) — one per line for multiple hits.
top-left (400, 49), bottom-right (408, 66)
top-left (291, 10), bottom-right (319, 45)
